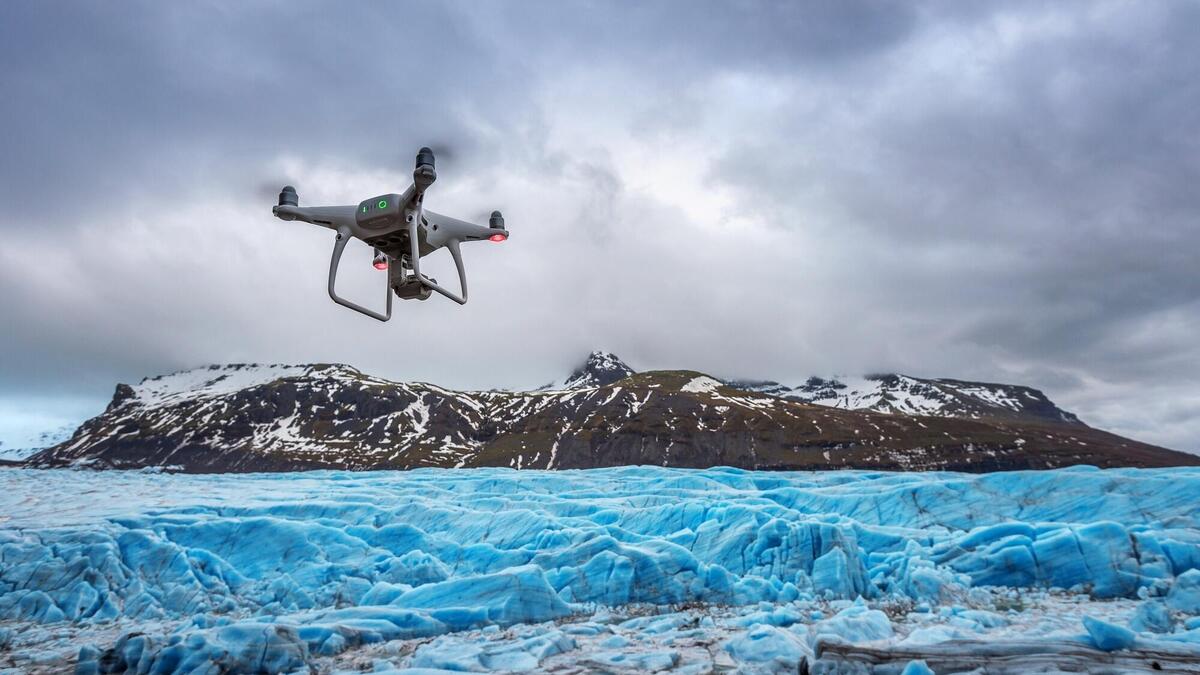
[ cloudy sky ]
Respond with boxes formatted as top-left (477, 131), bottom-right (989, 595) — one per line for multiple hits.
top-left (1, 1), bottom-right (1198, 453)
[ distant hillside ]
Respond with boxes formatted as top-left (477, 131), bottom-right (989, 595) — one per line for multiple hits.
top-left (26, 352), bottom-right (1196, 473)
top-left (0, 424), bottom-right (77, 462)
top-left (729, 373), bottom-right (1081, 424)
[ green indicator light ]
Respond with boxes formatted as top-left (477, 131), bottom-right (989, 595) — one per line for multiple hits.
top-left (361, 206), bottom-right (367, 213)
top-left (378, 200), bottom-right (388, 209)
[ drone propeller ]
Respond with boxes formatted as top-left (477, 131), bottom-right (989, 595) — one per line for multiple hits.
top-left (253, 178), bottom-right (293, 204)
top-left (278, 185), bottom-right (298, 207)
top-left (416, 146), bottom-right (435, 169)
top-left (422, 140), bottom-right (463, 165)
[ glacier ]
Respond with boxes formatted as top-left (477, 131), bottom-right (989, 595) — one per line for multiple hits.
top-left (1, 466), bottom-right (1200, 673)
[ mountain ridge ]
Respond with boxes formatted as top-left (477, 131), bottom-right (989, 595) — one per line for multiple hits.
top-left (26, 352), bottom-right (1198, 473)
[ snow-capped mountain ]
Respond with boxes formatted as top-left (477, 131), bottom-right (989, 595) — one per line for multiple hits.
top-left (729, 373), bottom-right (1082, 424)
top-left (26, 353), bottom-right (1197, 473)
top-left (0, 425), bottom-right (77, 463)
top-left (540, 350), bottom-right (635, 389)
top-left (549, 353), bottom-right (1081, 424)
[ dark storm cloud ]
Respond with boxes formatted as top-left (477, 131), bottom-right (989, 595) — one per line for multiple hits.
top-left (0, 1), bottom-right (530, 226)
top-left (705, 1), bottom-right (1200, 381)
top-left (1, 1), bottom-right (1198, 451)
top-left (0, 0), bottom-right (916, 226)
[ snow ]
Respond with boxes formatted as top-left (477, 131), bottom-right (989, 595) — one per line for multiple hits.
top-left (130, 363), bottom-right (319, 408)
top-left (783, 375), bottom-right (948, 416)
top-left (680, 376), bottom-right (722, 394)
top-left (0, 407), bottom-right (87, 461)
top-left (2, 465), bottom-right (1200, 673)
top-left (955, 384), bottom-right (1023, 411)
top-left (0, 424), bottom-right (75, 461)
top-left (771, 373), bottom-right (1072, 422)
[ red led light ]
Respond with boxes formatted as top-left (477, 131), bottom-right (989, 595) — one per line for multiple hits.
top-left (489, 233), bottom-right (507, 242)
top-left (373, 261), bottom-right (388, 270)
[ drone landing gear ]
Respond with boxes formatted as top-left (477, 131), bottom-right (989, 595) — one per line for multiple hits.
top-left (403, 217), bottom-right (470, 306)
top-left (326, 219), bottom-right (469, 321)
top-left (328, 227), bottom-right (393, 322)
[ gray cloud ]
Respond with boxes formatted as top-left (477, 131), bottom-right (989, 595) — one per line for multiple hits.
top-left (1, 1), bottom-right (1198, 452)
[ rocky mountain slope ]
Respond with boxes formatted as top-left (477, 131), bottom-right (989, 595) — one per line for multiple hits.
top-left (25, 352), bottom-right (1198, 472)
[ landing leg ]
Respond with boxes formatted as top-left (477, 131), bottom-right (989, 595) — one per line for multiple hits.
top-left (327, 227), bottom-right (393, 321)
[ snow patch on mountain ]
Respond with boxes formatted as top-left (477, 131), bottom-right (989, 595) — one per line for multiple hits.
top-left (0, 424), bottom-right (76, 462)
top-left (681, 376), bottom-right (722, 394)
top-left (733, 372), bottom-right (1080, 423)
top-left (129, 363), bottom-right (318, 409)
top-left (537, 353), bottom-right (1082, 425)
top-left (788, 374), bottom-right (954, 416)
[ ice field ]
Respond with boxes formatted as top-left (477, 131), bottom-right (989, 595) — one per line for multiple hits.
top-left (2, 466), bottom-right (1200, 673)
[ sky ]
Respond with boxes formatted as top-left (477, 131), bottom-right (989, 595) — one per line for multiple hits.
top-left (1, 1), bottom-right (1198, 453)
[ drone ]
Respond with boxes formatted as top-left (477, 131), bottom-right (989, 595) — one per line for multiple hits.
top-left (271, 147), bottom-right (508, 321)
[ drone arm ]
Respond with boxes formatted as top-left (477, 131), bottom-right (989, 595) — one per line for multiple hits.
top-left (328, 227), bottom-right (393, 321)
top-left (274, 205), bottom-right (358, 231)
top-left (423, 210), bottom-right (501, 246)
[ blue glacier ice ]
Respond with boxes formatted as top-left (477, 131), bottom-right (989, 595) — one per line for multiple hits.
top-left (1167, 568), bottom-right (1200, 613)
top-left (1083, 615), bottom-right (1137, 651)
top-left (724, 624), bottom-right (812, 670)
top-left (409, 628), bottom-right (576, 671)
top-left (0, 465), bottom-right (1199, 672)
top-left (900, 661), bottom-right (934, 675)
top-left (1130, 600), bottom-right (1175, 633)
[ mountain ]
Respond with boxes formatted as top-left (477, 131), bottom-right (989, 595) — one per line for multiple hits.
top-left (729, 373), bottom-right (1082, 424)
top-left (25, 353), bottom-right (1198, 473)
top-left (0, 424), bottom-right (77, 463)
top-left (541, 350), bottom-right (636, 389)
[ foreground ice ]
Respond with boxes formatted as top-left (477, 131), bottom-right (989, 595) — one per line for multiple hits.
top-left (2, 466), bottom-right (1200, 673)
